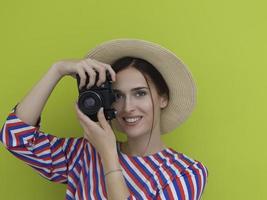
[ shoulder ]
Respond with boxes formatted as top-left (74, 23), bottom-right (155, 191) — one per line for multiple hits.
top-left (159, 148), bottom-right (208, 186)
top-left (158, 149), bottom-right (209, 197)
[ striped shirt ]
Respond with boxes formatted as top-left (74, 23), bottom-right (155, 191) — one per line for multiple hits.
top-left (0, 104), bottom-right (208, 200)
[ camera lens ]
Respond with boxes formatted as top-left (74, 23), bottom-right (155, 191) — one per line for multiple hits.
top-left (84, 97), bottom-right (96, 108)
top-left (78, 91), bottom-right (102, 115)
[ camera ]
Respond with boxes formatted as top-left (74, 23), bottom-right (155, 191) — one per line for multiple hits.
top-left (76, 70), bottom-right (117, 122)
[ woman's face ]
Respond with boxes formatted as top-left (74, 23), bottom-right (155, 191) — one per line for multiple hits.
top-left (112, 67), bottom-right (168, 138)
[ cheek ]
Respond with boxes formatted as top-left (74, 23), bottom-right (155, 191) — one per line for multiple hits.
top-left (112, 102), bottom-right (122, 113)
top-left (112, 96), bottom-right (154, 114)
top-left (140, 101), bottom-right (153, 112)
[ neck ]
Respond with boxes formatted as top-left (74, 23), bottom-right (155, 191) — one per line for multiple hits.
top-left (121, 136), bottom-right (166, 156)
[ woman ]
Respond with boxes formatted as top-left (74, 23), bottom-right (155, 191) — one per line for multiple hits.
top-left (0, 39), bottom-right (208, 199)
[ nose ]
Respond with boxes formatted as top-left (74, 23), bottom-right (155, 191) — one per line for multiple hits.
top-left (123, 96), bottom-right (135, 113)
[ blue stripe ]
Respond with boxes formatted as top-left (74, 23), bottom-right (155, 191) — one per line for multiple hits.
top-left (33, 141), bottom-right (50, 154)
top-left (119, 155), bottom-right (152, 198)
top-left (91, 147), bottom-right (102, 200)
top-left (66, 194), bottom-right (73, 200)
top-left (168, 176), bottom-right (182, 200)
top-left (132, 157), bottom-right (155, 198)
top-left (182, 170), bottom-right (193, 200)
top-left (11, 151), bottom-right (51, 168)
top-left (190, 164), bottom-right (200, 198)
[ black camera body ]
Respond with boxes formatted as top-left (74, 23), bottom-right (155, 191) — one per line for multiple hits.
top-left (76, 71), bottom-right (117, 122)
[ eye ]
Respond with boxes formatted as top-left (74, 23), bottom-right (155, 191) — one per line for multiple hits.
top-left (136, 90), bottom-right (147, 97)
top-left (114, 92), bottom-right (123, 100)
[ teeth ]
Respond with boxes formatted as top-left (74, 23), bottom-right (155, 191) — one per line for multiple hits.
top-left (124, 117), bottom-right (142, 123)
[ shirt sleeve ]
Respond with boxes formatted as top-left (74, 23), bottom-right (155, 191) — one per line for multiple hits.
top-left (0, 103), bottom-right (85, 184)
top-left (126, 161), bottom-right (209, 200)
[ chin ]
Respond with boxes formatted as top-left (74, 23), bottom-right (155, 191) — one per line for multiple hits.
top-left (112, 118), bottom-right (152, 138)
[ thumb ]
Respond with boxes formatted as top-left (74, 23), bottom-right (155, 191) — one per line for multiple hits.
top-left (97, 107), bottom-right (111, 131)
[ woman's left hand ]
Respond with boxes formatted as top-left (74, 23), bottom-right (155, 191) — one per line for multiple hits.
top-left (74, 102), bottom-right (117, 159)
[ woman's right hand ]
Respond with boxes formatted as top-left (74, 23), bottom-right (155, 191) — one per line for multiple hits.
top-left (52, 58), bottom-right (116, 89)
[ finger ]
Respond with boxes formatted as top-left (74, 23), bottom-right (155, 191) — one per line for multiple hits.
top-left (96, 67), bottom-right (106, 87)
top-left (89, 60), bottom-right (106, 87)
top-left (97, 107), bottom-right (111, 131)
top-left (77, 67), bottom-right (86, 90)
top-left (104, 64), bottom-right (116, 82)
top-left (92, 59), bottom-right (116, 82)
top-left (81, 60), bottom-right (96, 89)
top-left (74, 103), bottom-right (96, 127)
top-left (85, 59), bottom-right (106, 87)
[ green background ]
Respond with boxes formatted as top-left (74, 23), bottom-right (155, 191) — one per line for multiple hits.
top-left (0, 0), bottom-right (266, 199)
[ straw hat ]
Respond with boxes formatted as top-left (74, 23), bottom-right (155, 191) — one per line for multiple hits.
top-left (85, 38), bottom-right (197, 134)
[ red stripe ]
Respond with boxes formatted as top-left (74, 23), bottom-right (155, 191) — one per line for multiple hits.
top-left (177, 177), bottom-right (186, 200)
top-left (85, 144), bottom-right (91, 200)
top-left (98, 153), bottom-right (107, 198)
top-left (165, 181), bottom-right (173, 199)
top-left (185, 169), bottom-right (195, 199)
top-left (91, 147), bottom-right (98, 199)
top-left (191, 164), bottom-right (202, 199)
top-left (129, 157), bottom-right (157, 198)
top-left (121, 157), bottom-right (147, 196)
top-left (4, 125), bottom-right (10, 146)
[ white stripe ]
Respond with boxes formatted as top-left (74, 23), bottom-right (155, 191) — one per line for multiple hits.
top-left (68, 140), bottom-right (83, 170)
top-left (53, 155), bottom-right (66, 165)
top-left (49, 136), bottom-right (58, 145)
top-left (33, 139), bottom-right (47, 149)
top-left (89, 143), bottom-right (94, 199)
top-left (175, 154), bottom-right (196, 199)
top-left (135, 157), bottom-right (157, 195)
top-left (68, 175), bottom-right (76, 188)
top-left (22, 135), bottom-right (35, 146)
top-left (179, 174), bottom-right (189, 199)
top-left (178, 154), bottom-right (200, 200)
top-left (51, 145), bottom-right (63, 158)
top-left (12, 149), bottom-right (33, 155)
top-left (2, 124), bottom-right (7, 146)
top-left (10, 125), bottom-right (34, 134)
top-left (184, 167), bottom-right (198, 200)
top-left (20, 153), bottom-right (51, 165)
top-left (128, 157), bottom-right (152, 188)
top-left (6, 118), bottom-right (22, 124)
top-left (36, 149), bottom-right (50, 157)
top-left (26, 162), bottom-right (51, 173)
top-left (149, 155), bottom-right (173, 188)
top-left (84, 144), bottom-right (89, 172)
top-left (73, 167), bottom-right (80, 179)
top-left (66, 189), bottom-right (74, 199)
top-left (182, 154), bottom-right (196, 163)
top-left (169, 179), bottom-right (179, 199)
top-left (48, 173), bottom-right (64, 181)
top-left (53, 166), bottom-right (67, 173)
top-left (63, 138), bottom-right (69, 151)
top-left (157, 151), bottom-right (183, 199)
top-left (96, 151), bottom-right (105, 199)
top-left (121, 156), bottom-right (149, 199)
top-left (196, 163), bottom-right (207, 199)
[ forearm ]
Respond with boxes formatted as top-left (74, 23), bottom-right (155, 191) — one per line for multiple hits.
top-left (101, 152), bottom-right (130, 200)
top-left (15, 64), bottom-right (63, 126)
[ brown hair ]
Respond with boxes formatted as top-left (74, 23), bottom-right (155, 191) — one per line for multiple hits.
top-left (111, 56), bottom-right (169, 101)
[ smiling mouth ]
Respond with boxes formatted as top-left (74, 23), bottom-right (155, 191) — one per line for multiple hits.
top-left (122, 116), bottom-right (143, 125)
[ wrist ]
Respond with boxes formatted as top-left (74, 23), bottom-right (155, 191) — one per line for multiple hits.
top-left (101, 151), bottom-right (121, 172)
top-left (50, 62), bottom-right (64, 79)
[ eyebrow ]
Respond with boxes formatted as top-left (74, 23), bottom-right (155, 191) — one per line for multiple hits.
top-left (113, 87), bottom-right (148, 93)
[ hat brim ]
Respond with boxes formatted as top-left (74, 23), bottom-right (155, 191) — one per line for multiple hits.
top-left (85, 38), bottom-right (197, 134)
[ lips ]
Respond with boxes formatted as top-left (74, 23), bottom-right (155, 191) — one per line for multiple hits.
top-left (122, 116), bottom-right (143, 126)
